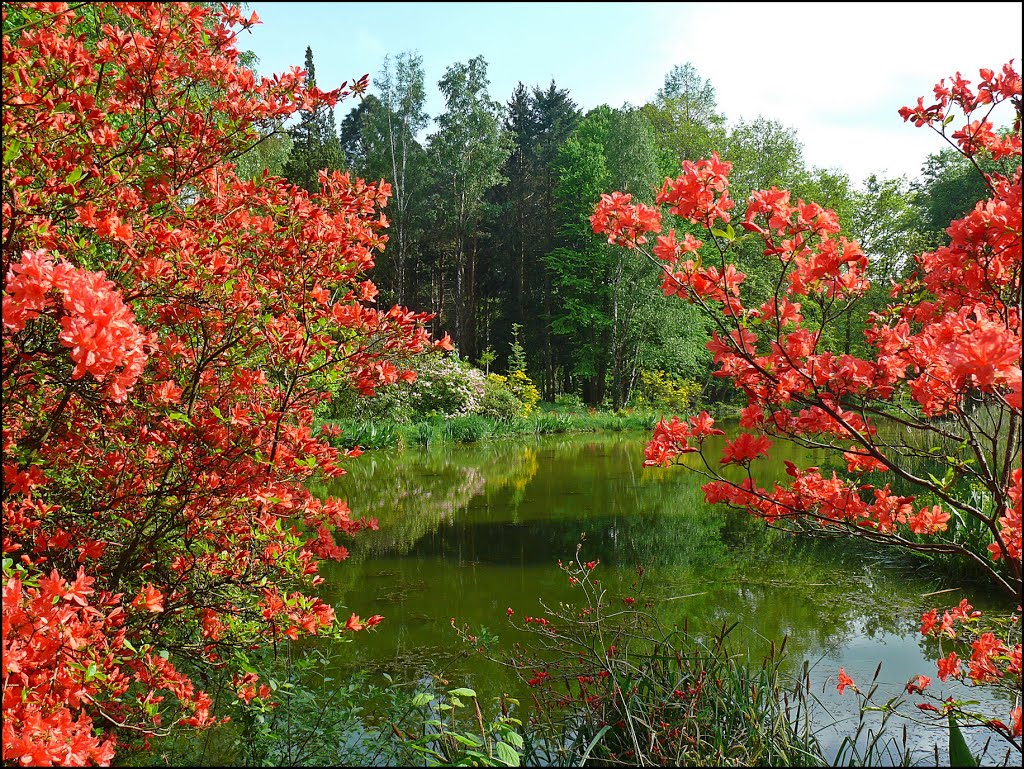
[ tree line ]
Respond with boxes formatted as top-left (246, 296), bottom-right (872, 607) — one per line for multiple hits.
top-left (246, 47), bottom-right (995, 407)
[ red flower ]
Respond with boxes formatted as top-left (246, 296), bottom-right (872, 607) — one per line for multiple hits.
top-left (937, 651), bottom-right (961, 681)
top-left (721, 433), bottom-right (773, 465)
top-left (837, 668), bottom-right (855, 695)
top-left (133, 584), bottom-right (164, 613)
top-left (688, 411), bottom-right (724, 440)
top-left (905, 674), bottom-right (931, 694)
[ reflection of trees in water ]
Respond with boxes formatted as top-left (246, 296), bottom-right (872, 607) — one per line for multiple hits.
top-left (308, 441), bottom-right (541, 558)
top-left (310, 432), bottom-right (956, 691)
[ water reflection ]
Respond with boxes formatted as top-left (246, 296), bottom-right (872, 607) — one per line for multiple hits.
top-left (309, 431), bottom-right (1014, 763)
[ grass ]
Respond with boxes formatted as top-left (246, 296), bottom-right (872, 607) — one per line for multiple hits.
top-left (318, 407), bottom-right (664, 452)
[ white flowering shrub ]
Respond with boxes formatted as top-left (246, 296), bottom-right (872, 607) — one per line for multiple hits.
top-left (407, 351), bottom-right (486, 419)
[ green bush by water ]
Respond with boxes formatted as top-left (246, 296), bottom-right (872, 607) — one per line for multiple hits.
top-left (444, 415), bottom-right (492, 443)
top-left (319, 408), bottom-right (662, 451)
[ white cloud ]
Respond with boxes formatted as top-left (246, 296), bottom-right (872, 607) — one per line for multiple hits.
top-left (635, 2), bottom-right (1022, 182)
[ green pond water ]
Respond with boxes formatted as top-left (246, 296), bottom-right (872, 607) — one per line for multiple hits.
top-left (310, 429), bottom-right (1016, 765)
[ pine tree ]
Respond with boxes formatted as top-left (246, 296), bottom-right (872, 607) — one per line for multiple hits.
top-left (282, 47), bottom-right (344, 192)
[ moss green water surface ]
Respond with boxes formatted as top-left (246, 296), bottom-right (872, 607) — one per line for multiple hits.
top-left (308, 430), bottom-right (1015, 764)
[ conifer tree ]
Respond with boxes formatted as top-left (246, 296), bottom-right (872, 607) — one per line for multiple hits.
top-left (282, 46), bottom-right (344, 192)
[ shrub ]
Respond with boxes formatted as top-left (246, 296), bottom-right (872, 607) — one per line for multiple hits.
top-left (506, 370), bottom-right (542, 416)
top-left (553, 392), bottom-right (585, 411)
top-left (630, 369), bottom-right (701, 414)
top-left (592, 61), bottom-right (1022, 756)
top-left (479, 373), bottom-right (528, 421)
top-left (445, 415), bottom-right (492, 444)
top-left (406, 351), bottom-right (486, 419)
top-left (1, 3), bottom-right (440, 760)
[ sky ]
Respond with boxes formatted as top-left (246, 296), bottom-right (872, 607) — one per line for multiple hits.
top-left (237, 2), bottom-right (1023, 186)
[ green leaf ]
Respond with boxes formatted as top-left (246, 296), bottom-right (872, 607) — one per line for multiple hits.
top-left (411, 692), bottom-right (432, 708)
top-left (449, 733), bottom-right (483, 748)
top-left (948, 714), bottom-right (977, 767)
top-left (3, 139), bottom-right (23, 164)
top-left (505, 730), bottom-right (524, 749)
top-left (495, 741), bottom-right (520, 767)
top-left (580, 725), bottom-right (611, 762)
top-left (448, 687), bottom-right (477, 698)
top-left (450, 695), bottom-right (464, 708)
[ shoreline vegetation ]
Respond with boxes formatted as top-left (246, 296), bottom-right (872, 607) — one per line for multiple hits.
top-left (317, 406), bottom-right (668, 451)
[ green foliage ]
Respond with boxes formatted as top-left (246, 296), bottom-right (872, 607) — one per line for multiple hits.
top-left (326, 377), bottom-right (413, 423)
top-left (948, 716), bottom-right (978, 767)
top-left (281, 47), bottom-right (344, 192)
top-left (147, 647), bottom-right (410, 768)
top-left (552, 392), bottom-right (585, 411)
top-left (507, 324), bottom-right (528, 375)
top-left (543, 104), bottom-right (664, 405)
top-left (485, 80), bottom-right (580, 384)
top-left (460, 550), bottom-right (825, 767)
top-left (358, 52), bottom-right (432, 305)
top-left (643, 62), bottom-right (727, 170)
top-left (429, 55), bottom-right (515, 354)
top-left (232, 124), bottom-right (293, 180)
top-left (146, 649), bottom-right (527, 768)
top-left (912, 147), bottom-right (1002, 238)
top-left (398, 687), bottom-right (524, 767)
top-left (630, 369), bottom-right (701, 414)
top-left (479, 374), bottom-right (528, 422)
top-left (407, 419), bottom-right (442, 448)
top-left (505, 371), bottom-right (540, 416)
top-left (445, 415), bottom-right (492, 444)
top-left (477, 346), bottom-right (497, 374)
top-left (320, 419), bottom-right (401, 451)
top-left (532, 413), bottom-right (573, 434)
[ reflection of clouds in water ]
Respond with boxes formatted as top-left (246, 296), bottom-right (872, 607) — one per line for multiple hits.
top-left (310, 432), bottom-right (1016, 762)
top-left (812, 630), bottom-right (1016, 765)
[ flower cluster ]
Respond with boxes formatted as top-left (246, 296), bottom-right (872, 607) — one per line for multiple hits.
top-left (2, 3), bottom-right (440, 762)
top-left (592, 62), bottom-right (1022, 591)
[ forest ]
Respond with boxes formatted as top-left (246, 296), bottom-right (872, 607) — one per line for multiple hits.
top-left (251, 46), bottom-right (992, 410)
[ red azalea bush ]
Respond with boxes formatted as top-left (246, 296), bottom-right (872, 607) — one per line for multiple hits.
top-left (591, 63), bottom-right (1021, 748)
top-left (2, 3), bottom-right (446, 764)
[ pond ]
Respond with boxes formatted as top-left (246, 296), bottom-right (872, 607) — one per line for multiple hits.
top-left (310, 429), bottom-right (1015, 765)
